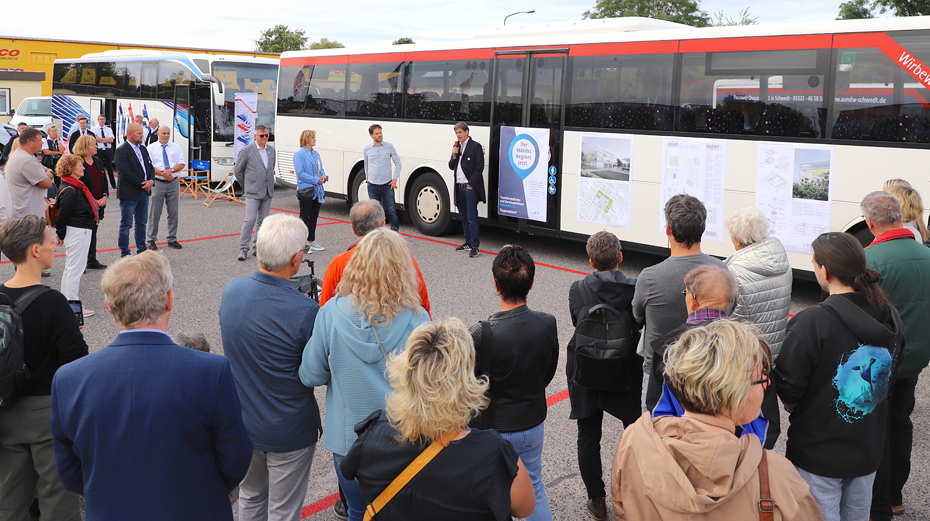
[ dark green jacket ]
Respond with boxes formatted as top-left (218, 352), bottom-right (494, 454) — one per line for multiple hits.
top-left (866, 234), bottom-right (930, 378)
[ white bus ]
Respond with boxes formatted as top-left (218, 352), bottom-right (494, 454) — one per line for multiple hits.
top-left (275, 17), bottom-right (930, 273)
top-left (52, 50), bottom-right (278, 181)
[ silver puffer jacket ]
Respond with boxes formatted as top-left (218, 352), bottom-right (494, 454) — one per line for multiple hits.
top-left (725, 236), bottom-right (792, 357)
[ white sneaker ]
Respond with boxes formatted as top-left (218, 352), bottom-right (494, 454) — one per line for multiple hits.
top-left (82, 308), bottom-right (95, 318)
top-left (308, 242), bottom-right (325, 251)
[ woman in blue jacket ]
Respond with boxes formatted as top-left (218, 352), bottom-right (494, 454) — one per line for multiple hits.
top-left (294, 130), bottom-right (327, 251)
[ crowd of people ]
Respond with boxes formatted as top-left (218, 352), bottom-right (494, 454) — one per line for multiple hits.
top-left (0, 117), bottom-right (928, 521)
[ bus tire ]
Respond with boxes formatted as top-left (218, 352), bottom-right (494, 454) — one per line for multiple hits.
top-left (347, 168), bottom-right (368, 208)
top-left (852, 225), bottom-right (874, 247)
top-left (409, 172), bottom-right (455, 236)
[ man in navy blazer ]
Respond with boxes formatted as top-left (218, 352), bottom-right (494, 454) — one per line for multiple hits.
top-left (113, 122), bottom-right (155, 257)
top-left (50, 252), bottom-right (253, 521)
top-left (448, 121), bottom-right (485, 258)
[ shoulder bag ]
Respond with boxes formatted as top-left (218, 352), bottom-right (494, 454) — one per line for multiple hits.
top-left (758, 449), bottom-right (775, 521)
top-left (363, 428), bottom-right (460, 521)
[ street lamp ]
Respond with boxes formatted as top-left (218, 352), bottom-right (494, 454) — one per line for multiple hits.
top-left (503, 10), bottom-right (535, 25)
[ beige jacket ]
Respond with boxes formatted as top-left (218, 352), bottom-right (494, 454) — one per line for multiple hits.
top-left (611, 413), bottom-right (823, 521)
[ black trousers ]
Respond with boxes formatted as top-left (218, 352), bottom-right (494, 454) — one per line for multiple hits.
top-left (86, 221), bottom-right (99, 264)
top-left (577, 405), bottom-right (638, 500)
top-left (99, 148), bottom-right (116, 187)
top-left (871, 375), bottom-right (919, 521)
top-left (299, 198), bottom-right (322, 242)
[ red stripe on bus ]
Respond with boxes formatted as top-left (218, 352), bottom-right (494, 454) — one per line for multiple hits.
top-left (406, 49), bottom-right (495, 61)
top-left (280, 55), bottom-right (347, 67)
top-left (679, 34), bottom-right (833, 53)
top-left (570, 41), bottom-right (679, 56)
top-left (348, 52), bottom-right (406, 64)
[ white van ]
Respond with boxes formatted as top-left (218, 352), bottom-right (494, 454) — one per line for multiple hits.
top-left (11, 96), bottom-right (52, 131)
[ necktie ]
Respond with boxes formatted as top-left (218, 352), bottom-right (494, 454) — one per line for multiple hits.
top-left (162, 145), bottom-right (170, 176)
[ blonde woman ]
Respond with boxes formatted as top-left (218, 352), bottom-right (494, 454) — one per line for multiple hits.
top-left (294, 129), bottom-right (327, 251)
top-left (300, 228), bottom-right (429, 521)
top-left (55, 154), bottom-right (99, 317)
top-left (72, 135), bottom-right (109, 270)
top-left (882, 181), bottom-right (928, 243)
top-left (341, 318), bottom-right (535, 520)
top-left (611, 321), bottom-right (822, 521)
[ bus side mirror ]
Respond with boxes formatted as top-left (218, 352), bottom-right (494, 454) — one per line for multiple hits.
top-left (203, 75), bottom-right (225, 107)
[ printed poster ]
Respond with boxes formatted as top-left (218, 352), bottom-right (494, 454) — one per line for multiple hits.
top-left (755, 143), bottom-right (833, 254)
top-left (498, 126), bottom-right (550, 223)
top-left (577, 133), bottom-right (633, 228)
top-left (660, 137), bottom-right (727, 242)
top-left (234, 92), bottom-right (257, 163)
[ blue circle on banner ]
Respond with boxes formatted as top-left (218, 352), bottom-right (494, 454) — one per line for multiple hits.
top-left (548, 185), bottom-right (557, 195)
top-left (548, 166), bottom-right (557, 176)
top-left (548, 175), bottom-right (557, 185)
top-left (508, 134), bottom-right (540, 180)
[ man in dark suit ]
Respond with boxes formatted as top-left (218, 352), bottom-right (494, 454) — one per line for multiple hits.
top-left (50, 251), bottom-right (253, 521)
top-left (67, 115), bottom-right (91, 153)
top-left (448, 121), bottom-right (485, 258)
top-left (113, 123), bottom-right (154, 257)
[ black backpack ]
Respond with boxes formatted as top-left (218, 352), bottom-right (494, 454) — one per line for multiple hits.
top-left (570, 280), bottom-right (637, 392)
top-left (0, 286), bottom-right (52, 409)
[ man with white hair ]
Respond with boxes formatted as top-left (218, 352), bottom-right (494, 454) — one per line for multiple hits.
top-left (146, 125), bottom-right (185, 250)
top-left (861, 191), bottom-right (930, 521)
top-left (50, 251), bottom-right (253, 521)
top-left (219, 213), bottom-right (322, 521)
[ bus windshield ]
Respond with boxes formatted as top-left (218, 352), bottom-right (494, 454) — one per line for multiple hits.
top-left (212, 62), bottom-right (277, 142)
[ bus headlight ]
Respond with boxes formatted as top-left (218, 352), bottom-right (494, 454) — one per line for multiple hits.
top-left (214, 157), bottom-right (234, 166)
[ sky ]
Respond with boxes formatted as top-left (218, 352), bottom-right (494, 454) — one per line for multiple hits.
top-left (3, 0), bottom-right (867, 52)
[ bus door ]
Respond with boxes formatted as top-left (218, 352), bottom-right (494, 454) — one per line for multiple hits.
top-left (89, 98), bottom-right (104, 121)
top-left (173, 84), bottom-right (193, 164)
top-left (104, 99), bottom-right (117, 136)
top-left (489, 49), bottom-right (567, 234)
top-left (192, 82), bottom-right (212, 162)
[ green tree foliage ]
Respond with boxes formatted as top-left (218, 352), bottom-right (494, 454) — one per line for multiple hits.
top-left (255, 25), bottom-right (308, 53)
top-left (711, 7), bottom-right (758, 25)
top-left (582, 0), bottom-right (711, 26)
top-left (309, 38), bottom-right (345, 50)
top-left (836, 0), bottom-right (930, 19)
top-left (792, 180), bottom-right (829, 201)
top-left (393, 37), bottom-right (416, 45)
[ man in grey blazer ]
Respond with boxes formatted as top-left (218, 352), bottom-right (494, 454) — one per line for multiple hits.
top-left (234, 125), bottom-right (276, 260)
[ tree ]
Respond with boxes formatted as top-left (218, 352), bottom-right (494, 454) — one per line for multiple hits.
top-left (711, 7), bottom-right (758, 25)
top-left (255, 25), bottom-right (308, 53)
top-left (309, 38), bottom-right (345, 50)
top-left (836, 0), bottom-right (930, 19)
top-left (393, 37), bottom-right (416, 45)
top-left (582, 0), bottom-right (711, 27)
top-left (837, 0), bottom-right (875, 18)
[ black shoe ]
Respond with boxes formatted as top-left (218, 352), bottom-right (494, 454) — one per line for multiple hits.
top-left (586, 497), bottom-right (607, 521)
top-left (41, 270), bottom-right (51, 277)
top-left (167, 241), bottom-right (183, 249)
top-left (252, 249), bottom-right (257, 257)
top-left (469, 247), bottom-right (479, 258)
top-left (86, 261), bottom-right (107, 270)
top-left (147, 241), bottom-right (158, 251)
top-left (332, 500), bottom-right (348, 520)
top-left (237, 249), bottom-right (247, 261)
top-left (455, 243), bottom-right (470, 252)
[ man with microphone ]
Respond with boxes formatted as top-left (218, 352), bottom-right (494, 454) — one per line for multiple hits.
top-left (448, 121), bottom-right (485, 258)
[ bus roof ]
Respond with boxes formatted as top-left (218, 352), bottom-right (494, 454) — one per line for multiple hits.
top-left (280, 16), bottom-right (930, 60)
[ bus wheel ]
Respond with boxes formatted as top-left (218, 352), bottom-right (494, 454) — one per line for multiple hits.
top-left (347, 169), bottom-right (368, 208)
top-left (852, 225), bottom-right (874, 247)
top-left (409, 173), bottom-right (455, 236)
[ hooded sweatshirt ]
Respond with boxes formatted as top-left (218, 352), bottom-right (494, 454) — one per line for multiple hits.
top-left (611, 413), bottom-right (822, 521)
top-left (299, 295), bottom-right (430, 456)
top-left (773, 292), bottom-right (905, 478)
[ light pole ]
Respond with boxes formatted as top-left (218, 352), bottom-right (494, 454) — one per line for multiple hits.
top-left (503, 9), bottom-right (535, 25)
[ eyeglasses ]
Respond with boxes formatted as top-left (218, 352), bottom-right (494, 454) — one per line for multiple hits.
top-left (256, 134), bottom-right (269, 138)
top-left (752, 376), bottom-right (771, 391)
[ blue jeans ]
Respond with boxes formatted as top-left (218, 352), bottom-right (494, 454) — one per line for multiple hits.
top-left (796, 467), bottom-right (875, 521)
top-left (333, 453), bottom-right (366, 521)
top-left (499, 422), bottom-right (551, 521)
top-left (367, 182), bottom-right (399, 231)
top-left (455, 185), bottom-right (479, 248)
top-left (118, 195), bottom-right (149, 257)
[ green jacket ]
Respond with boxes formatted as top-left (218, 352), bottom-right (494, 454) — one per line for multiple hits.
top-left (866, 234), bottom-right (930, 378)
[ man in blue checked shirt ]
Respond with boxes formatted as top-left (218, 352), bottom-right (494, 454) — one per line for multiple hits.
top-left (362, 124), bottom-right (401, 231)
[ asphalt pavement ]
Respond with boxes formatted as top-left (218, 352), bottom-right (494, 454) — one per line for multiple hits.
top-left (8, 185), bottom-right (927, 520)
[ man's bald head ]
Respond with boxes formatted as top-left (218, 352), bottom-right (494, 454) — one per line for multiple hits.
top-left (349, 200), bottom-right (386, 238)
top-left (126, 123), bottom-right (144, 145)
top-left (684, 264), bottom-right (737, 312)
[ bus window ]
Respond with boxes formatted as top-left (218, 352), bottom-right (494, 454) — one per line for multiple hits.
top-left (405, 60), bottom-right (491, 122)
top-left (53, 63), bottom-right (81, 94)
top-left (346, 61), bottom-right (405, 119)
top-left (566, 54), bottom-right (674, 130)
top-left (212, 61), bottom-right (279, 142)
top-left (832, 31), bottom-right (930, 143)
top-left (678, 49), bottom-right (828, 138)
top-left (157, 62), bottom-right (191, 100)
top-left (140, 62), bottom-right (158, 99)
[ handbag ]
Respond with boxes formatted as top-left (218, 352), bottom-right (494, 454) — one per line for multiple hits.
top-left (296, 187), bottom-right (315, 202)
top-left (363, 428), bottom-right (460, 521)
top-left (43, 186), bottom-right (74, 228)
top-left (758, 450), bottom-right (775, 521)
